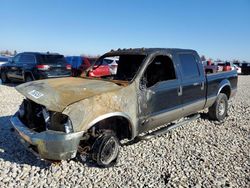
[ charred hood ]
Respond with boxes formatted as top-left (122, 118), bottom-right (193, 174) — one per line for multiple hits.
top-left (16, 77), bottom-right (122, 112)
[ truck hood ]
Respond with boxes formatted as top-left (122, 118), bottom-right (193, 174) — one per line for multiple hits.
top-left (16, 77), bottom-right (122, 112)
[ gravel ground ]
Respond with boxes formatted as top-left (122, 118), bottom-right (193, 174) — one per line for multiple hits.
top-left (0, 76), bottom-right (249, 187)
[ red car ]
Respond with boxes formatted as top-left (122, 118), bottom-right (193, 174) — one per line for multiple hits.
top-left (88, 64), bottom-right (110, 77)
top-left (88, 57), bottom-right (118, 77)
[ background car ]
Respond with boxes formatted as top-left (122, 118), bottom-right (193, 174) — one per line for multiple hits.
top-left (0, 56), bottom-right (10, 66)
top-left (0, 52), bottom-right (71, 83)
top-left (214, 61), bottom-right (233, 72)
top-left (66, 56), bottom-right (91, 77)
top-left (202, 60), bottom-right (218, 74)
top-left (234, 62), bottom-right (250, 75)
top-left (88, 57), bottom-right (119, 77)
top-left (232, 64), bottom-right (241, 74)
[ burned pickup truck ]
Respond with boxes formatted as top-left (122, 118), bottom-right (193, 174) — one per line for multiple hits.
top-left (11, 48), bottom-right (237, 167)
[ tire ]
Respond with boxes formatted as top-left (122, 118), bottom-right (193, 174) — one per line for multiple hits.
top-left (91, 131), bottom-right (120, 167)
top-left (25, 74), bottom-right (33, 82)
top-left (208, 93), bottom-right (228, 121)
top-left (1, 72), bottom-right (9, 83)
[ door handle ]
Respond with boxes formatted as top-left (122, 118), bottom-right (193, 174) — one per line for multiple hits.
top-left (193, 82), bottom-right (199, 86)
top-left (201, 81), bottom-right (205, 90)
top-left (178, 86), bottom-right (182, 96)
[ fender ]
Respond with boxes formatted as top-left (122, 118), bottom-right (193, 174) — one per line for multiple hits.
top-left (86, 112), bottom-right (137, 139)
top-left (217, 79), bottom-right (231, 96)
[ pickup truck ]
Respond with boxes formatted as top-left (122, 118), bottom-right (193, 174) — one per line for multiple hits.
top-left (11, 48), bottom-right (237, 167)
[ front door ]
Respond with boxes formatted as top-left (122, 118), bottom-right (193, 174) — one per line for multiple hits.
top-left (138, 55), bottom-right (182, 133)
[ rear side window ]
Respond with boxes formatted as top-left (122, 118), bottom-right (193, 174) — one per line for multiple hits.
top-left (179, 54), bottom-right (200, 79)
top-left (19, 54), bottom-right (35, 63)
top-left (37, 55), bottom-right (66, 65)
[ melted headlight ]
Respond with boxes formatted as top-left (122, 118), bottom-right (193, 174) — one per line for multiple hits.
top-left (50, 112), bottom-right (74, 133)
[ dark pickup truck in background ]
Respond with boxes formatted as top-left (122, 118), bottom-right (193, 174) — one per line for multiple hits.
top-left (11, 48), bottom-right (237, 167)
top-left (0, 52), bottom-right (72, 83)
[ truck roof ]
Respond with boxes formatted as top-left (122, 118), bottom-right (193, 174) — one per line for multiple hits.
top-left (105, 48), bottom-right (197, 56)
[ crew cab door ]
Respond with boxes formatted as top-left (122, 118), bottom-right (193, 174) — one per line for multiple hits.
top-left (177, 52), bottom-right (206, 116)
top-left (138, 55), bottom-right (182, 133)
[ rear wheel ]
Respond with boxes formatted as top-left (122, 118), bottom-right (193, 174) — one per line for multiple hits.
top-left (25, 74), bottom-right (33, 82)
top-left (208, 93), bottom-right (228, 121)
top-left (91, 131), bottom-right (120, 167)
top-left (1, 72), bottom-right (9, 83)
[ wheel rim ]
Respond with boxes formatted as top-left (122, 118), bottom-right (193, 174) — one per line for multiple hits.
top-left (100, 137), bottom-right (118, 165)
top-left (218, 100), bottom-right (226, 116)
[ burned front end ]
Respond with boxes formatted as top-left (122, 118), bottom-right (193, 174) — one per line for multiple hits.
top-left (11, 99), bottom-right (84, 160)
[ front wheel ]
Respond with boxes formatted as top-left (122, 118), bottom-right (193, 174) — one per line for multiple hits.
top-left (91, 131), bottom-right (120, 167)
top-left (208, 93), bottom-right (228, 121)
top-left (1, 72), bottom-right (9, 83)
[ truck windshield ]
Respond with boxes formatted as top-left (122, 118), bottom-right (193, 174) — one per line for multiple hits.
top-left (86, 54), bottom-right (146, 81)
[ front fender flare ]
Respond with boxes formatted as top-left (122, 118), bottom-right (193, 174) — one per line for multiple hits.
top-left (85, 112), bottom-right (137, 139)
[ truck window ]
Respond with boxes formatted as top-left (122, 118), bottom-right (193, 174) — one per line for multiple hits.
top-left (90, 55), bottom-right (145, 81)
top-left (179, 54), bottom-right (200, 79)
top-left (144, 55), bottom-right (176, 88)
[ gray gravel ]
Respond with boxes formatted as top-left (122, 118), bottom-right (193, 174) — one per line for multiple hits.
top-left (0, 76), bottom-right (249, 187)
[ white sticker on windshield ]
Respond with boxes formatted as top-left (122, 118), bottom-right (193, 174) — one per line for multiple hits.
top-left (28, 90), bottom-right (44, 99)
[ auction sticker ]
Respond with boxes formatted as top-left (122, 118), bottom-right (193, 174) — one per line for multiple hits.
top-left (28, 90), bottom-right (44, 99)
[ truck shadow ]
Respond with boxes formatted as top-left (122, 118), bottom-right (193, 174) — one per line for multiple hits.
top-left (199, 112), bottom-right (211, 120)
top-left (0, 115), bottom-right (50, 169)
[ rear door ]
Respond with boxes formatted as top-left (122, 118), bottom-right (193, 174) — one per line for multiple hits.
top-left (177, 52), bottom-right (206, 116)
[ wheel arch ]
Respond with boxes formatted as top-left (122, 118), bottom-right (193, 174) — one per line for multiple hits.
top-left (24, 71), bottom-right (35, 80)
top-left (86, 112), bottom-right (136, 140)
top-left (217, 80), bottom-right (231, 99)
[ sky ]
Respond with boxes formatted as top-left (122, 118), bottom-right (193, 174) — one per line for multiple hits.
top-left (0, 0), bottom-right (249, 61)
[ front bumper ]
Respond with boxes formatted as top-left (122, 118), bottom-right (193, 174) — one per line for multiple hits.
top-left (10, 113), bottom-right (84, 160)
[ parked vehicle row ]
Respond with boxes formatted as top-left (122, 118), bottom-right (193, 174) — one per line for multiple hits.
top-left (202, 60), bottom-right (242, 74)
top-left (0, 52), bottom-right (121, 84)
top-left (10, 48), bottom-right (238, 167)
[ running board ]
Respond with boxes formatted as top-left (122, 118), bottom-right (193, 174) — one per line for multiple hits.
top-left (124, 114), bottom-right (200, 145)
